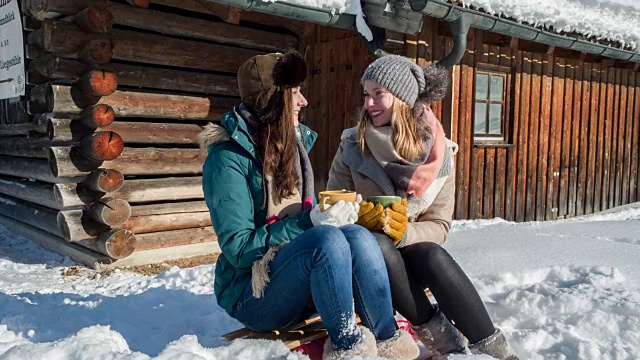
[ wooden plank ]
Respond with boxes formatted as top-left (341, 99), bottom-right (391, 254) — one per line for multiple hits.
top-left (585, 64), bottom-right (601, 214)
top-left (607, 67), bottom-right (620, 209)
top-left (134, 226), bottom-right (216, 251)
top-left (537, 54), bottom-right (553, 220)
top-left (121, 211), bottom-right (211, 234)
top-left (559, 59), bottom-right (575, 218)
top-left (451, 62), bottom-right (463, 218)
top-left (50, 119), bottom-right (205, 145)
top-left (494, 148), bottom-right (507, 219)
top-left (0, 123), bottom-right (36, 136)
top-left (0, 194), bottom-right (62, 236)
top-left (515, 51), bottom-right (532, 222)
top-left (504, 44), bottom-right (519, 221)
top-left (30, 56), bottom-right (239, 96)
top-left (546, 56), bottom-right (564, 220)
top-left (223, 316), bottom-right (323, 342)
top-left (0, 175), bottom-right (61, 210)
top-left (103, 148), bottom-right (207, 176)
top-left (150, 0), bottom-right (310, 37)
top-left (405, 32), bottom-right (418, 63)
top-left (576, 62), bottom-right (591, 216)
top-left (483, 148), bottom-right (495, 219)
top-left (525, 53), bottom-right (542, 221)
top-left (30, 20), bottom-right (263, 73)
top-left (485, 45), bottom-right (503, 220)
top-left (455, 33), bottom-right (475, 220)
top-left (621, 70), bottom-right (634, 205)
top-left (494, 45), bottom-right (511, 220)
top-left (439, 36), bottom-right (454, 138)
top-left (0, 136), bottom-right (59, 158)
top-left (129, 201), bottom-right (208, 216)
top-left (107, 2), bottom-right (296, 51)
top-left (601, 67), bottom-right (615, 210)
top-left (568, 59), bottom-right (583, 217)
top-left (110, 177), bottom-right (203, 204)
top-left (469, 148), bottom-right (485, 219)
top-left (325, 36), bottom-right (345, 194)
top-left (313, 42), bottom-right (330, 193)
top-left (0, 155), bottom-right (83, 184)
top-left (43, 84), bottom-right (236, 121)
top-left (629, 72), bottom-right (639, 203)
top-left (615, 68), bottom-right (628, 206)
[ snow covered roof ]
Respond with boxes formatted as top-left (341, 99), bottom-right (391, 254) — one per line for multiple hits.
top-left (458, 0), bottom-right (640, 52)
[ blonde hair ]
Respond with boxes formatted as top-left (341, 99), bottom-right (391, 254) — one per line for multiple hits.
top-left (356, 96), bottom-right (427, 162)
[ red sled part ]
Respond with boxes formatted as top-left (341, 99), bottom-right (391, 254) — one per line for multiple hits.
top-left (293, 335), bottom-right (326, 360)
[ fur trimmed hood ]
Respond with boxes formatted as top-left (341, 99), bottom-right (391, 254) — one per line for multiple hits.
top-left (198, 123), bottom-right (231, 153)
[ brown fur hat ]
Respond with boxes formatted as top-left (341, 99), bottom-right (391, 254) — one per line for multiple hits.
top-left (237, 51), bottom-right (307, 112)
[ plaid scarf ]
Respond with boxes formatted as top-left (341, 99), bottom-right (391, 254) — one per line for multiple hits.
top-left (237, 103), bottom-right (314, 224)
top-left (364, 107), bottom-right (449, 198)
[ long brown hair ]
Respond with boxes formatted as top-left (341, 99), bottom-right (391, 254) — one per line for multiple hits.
top-left (256, 87), bottom-right (299, 204)
top-left (356, 96), bottom-right (430, 162)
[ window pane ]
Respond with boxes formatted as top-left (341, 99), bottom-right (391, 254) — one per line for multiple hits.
top-left (489, 104), bottom-right (502, 134)
top-left (490, 75), bottom-right (504, 101)
top-left (474, 102), bottom-right (487, 134)
top-left (475, 74), bottom-right (489, 100)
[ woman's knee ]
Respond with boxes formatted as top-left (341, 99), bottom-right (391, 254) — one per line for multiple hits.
top-left (304, 225), bottom-right (350, 257)
top-left (403, 242), bottom-right (454, 273)
top-left (340, 225), bottom-right (389, 262)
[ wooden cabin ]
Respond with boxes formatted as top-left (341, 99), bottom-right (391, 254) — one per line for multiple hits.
top-left (0, 0), bottom-right (638, 268)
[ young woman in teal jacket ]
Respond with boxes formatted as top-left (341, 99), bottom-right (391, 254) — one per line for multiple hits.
top-left (199, 51), bottom-right (418, 360)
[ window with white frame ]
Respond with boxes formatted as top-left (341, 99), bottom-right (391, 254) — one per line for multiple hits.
top-left (473, 71), bottom-right (507, 142)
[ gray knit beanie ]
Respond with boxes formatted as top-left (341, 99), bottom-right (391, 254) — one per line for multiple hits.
top-left (361, 55), bottom-right (449, 108)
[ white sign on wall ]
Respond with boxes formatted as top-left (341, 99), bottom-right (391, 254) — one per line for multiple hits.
top-left (0, 0), bottom-right (24, 99)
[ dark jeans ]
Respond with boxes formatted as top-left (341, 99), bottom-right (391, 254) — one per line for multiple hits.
top-left (376, 236), bottom-right (495, 343)
top-left (233, 225), bottom-right (397, 350)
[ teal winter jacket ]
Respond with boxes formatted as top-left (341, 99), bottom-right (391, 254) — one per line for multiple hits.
top-left (200, 108), bottom-right (318, 316)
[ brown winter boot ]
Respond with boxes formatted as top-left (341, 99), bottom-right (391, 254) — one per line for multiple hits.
top-left (468, 329), bottom-right (518, 360)
top-left (376, 329), bottom-right (420, 359)
top-left (322, 326), bottom-right (377, 360)
top-left (411, 307), bottom-right (466, 358)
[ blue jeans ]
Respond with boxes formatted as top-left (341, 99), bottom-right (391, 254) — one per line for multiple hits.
top-left (233, 224), bottom-right (397, 350)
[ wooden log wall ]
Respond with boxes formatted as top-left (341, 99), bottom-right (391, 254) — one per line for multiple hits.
top-left (305, 20), bottom-right (640, 222)
top-left (0, 0), bottom-right (300, 265)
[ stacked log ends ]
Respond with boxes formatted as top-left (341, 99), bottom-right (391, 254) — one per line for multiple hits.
top-left (94, 229), bottom-right (136, 259)
top-left (78, 39), bottom-right (113, 64)
top-left (81, 104), bottom-right (115, 128)
top-left (90, 197), bottom-right (131, 226)
top-left (84, 169), bottom-right (124, 193)
top-left (75, 6), bottom-right (114, 34)
top-left (76, 70), bottom-right (118, 97)
top-left (79, 131), bottom-right (124, 160)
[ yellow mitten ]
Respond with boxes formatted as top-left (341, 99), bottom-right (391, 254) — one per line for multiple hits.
top-left (356, 201), bottom-right (385, 231)
top-left (383, 199), bottom-right (408, 246)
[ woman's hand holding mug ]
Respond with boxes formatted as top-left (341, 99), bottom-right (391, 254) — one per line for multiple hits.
top-left (310, 190), bottom-right (360, 227)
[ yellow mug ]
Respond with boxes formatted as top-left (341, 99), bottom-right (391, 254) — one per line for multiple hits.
top-left (318, 190), bottom-right (357, 211)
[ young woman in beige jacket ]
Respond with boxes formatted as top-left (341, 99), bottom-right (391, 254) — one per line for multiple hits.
top-left (327, 54), bottom-right (518, 360)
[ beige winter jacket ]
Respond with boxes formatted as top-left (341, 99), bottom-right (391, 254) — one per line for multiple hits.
top-left (327, 128), bottom-right (457, 246)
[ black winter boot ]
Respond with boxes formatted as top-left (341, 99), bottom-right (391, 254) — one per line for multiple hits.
top-left (411, 307), bottom-right (466, 358)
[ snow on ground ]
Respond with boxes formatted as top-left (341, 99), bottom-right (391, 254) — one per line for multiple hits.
top-left (1, 204), bottom-right (639, 359)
